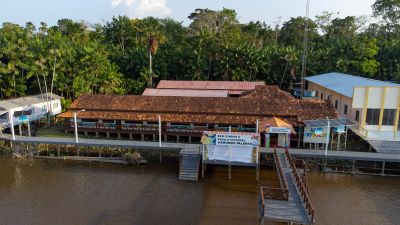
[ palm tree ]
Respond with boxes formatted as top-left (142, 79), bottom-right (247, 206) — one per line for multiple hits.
top-left (147, 35), bottom-right (159, 87)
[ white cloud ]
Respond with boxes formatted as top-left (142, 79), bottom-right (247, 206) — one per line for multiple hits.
top-left (111, 0), bottom-right (171, 17)
top-left (137, 0), bottom-right (171, 17)
top-left (111, 0), bottom-right (135, 8)
top-left (111, 0), bottom-right (123, 7)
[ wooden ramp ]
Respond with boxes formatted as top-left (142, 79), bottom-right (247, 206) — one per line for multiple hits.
top-left (259, 149), bottom-right (314, 225)
top-left (179, 154), bottom-right (200, 181)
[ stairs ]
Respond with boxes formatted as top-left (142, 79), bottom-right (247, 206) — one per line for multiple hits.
top-left (179, 154), bottom-right (201, 181)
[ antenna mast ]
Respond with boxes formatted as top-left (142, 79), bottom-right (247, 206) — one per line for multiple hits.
top-left (300, 0), bottom-right (310, 98)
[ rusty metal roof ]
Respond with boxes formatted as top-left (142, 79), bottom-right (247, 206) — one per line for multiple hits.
top-left (142, 88), bottom-right (229, 97)
top-left (156, 80), bottom-right (265, 91)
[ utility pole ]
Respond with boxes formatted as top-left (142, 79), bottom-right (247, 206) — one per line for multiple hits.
top-left (325, 117), bottom-right (330, 156)
top-left (73, 109), bottom-right (85, 144)
top-left (9, 110), bottom-right (15, 141)
top-left (300, 0), bottom-right (310, 98)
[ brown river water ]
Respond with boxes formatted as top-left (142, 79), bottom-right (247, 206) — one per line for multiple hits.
top-left (0, 156), bottom-right (399, 225)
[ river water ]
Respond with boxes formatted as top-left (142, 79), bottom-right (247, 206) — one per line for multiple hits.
top-left (0, 156), bottom-right (399, 225)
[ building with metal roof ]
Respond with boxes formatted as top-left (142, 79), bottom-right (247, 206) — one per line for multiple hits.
top-left (142, 88), bottom-right (229, 97)
top-left (0, 93), bottom-right (62, 130)
top-left (305, 72), bottom-right (400, 153)
top-left (154, 80), bottom-right (265, 96)
top-left (305, 72), bottom-right (400, 98)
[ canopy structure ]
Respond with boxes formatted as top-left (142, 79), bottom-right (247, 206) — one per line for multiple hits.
top-left (303, 118), bottom-right (355, 128)
top-left (303, 118), bottom-right (356, 151)
top-left (260, 117), bottom-right (296, 134)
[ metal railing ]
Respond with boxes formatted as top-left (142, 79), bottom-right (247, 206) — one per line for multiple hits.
top-left (285, 148), bottom-right (315, 223)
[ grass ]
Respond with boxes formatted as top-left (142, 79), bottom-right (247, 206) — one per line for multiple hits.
top-left (35, 126), bottom-right (75, 138)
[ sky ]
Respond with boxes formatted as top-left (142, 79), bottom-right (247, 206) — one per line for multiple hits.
top-left (0, 0), bottom-right (377, 27)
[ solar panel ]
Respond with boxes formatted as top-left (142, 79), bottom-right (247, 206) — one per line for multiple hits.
top-left (303, 118), bottom-right (355, 128)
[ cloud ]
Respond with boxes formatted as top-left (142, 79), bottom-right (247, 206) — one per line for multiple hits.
top-left (111, 0), bottom-right (171, 17)
top-left (137, 0), bottom-right (171, 17)
top-left (111, 0), bottom-right (134, 8)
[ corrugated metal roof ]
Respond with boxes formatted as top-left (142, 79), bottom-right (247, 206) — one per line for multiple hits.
top-left (156, 80), bottom-right (265, 91)
top-left (0, 93), bottom-right (62, 111)
top-left (305, 72), bottom-right (400, 98)
top-left (142, 88), bottom-right (229, 97)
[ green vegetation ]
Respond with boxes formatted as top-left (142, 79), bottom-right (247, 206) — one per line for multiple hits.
top-left (0, 0), bottom-right (399, 103)
top-left (35, 126), bottom-right (75, 138)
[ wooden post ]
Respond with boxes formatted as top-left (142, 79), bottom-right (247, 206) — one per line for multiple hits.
top-left (344, 127), bottom-right (348, 151)
top-left (256, 146), bottom-right (260, 181)
top-left (202, 162), bottom-right (205, 178)
top-left (381, 161), bottom-right (386, 176)
top-left (27, 121), bottom-right (31, 137)
top-left (228, 164), bottom-right (231, 180)
top-left (297, 126), bottom-right (301, 149)
top-left (18, 124), bottom-right (22, 136)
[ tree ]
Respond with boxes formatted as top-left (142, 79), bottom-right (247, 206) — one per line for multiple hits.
top-left (373, 0), bottom-right (400, 28)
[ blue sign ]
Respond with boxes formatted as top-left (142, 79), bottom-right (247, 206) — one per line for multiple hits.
top-left (18, 115), bottom-right (28, 122)
top-left (334, 125), bottom-right (346, 133)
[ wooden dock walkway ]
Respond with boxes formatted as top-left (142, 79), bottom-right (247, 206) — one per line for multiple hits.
top-left (259, 149), bottom-right (313, 225)
top-left (0, 134), bottom-right (201, 152)
top-left (35, 156), bottom-right (128, 164)
top-left (266, 148), bottom-right (400, 163)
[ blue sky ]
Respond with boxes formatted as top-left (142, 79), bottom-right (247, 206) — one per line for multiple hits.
top-left (0, 0), bottom-right (376, 27)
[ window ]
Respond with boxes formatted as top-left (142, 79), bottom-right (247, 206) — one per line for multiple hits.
top-left (320, 93), bottom-right (324, 100)
top-left (366, 109), bottom-right (380, 125)
top-left (0, 113), bottom-right (8, 119)
top-left (334, 100), bottom-right (339, 109)
top-left (315, 90), bottom-right (319, 98)
top-left (382, 109), bottom-right (396, 126)
top-left (53, 103), bottom-right (59, 109)
top-left (355, 110), bottom-right (360, 122)
top-left (344, 104), bottom-right (348, 115)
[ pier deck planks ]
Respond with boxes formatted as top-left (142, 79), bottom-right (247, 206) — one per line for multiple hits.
top-left (264, 153), bottom-right (311, 224)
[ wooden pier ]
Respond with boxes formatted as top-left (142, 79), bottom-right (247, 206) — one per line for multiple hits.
top-left (0, 134), bottom-right (201, 152)
top-left (259, 149), bottom-right (314, 225)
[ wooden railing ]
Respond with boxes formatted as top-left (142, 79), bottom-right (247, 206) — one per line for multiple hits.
top-left (273, 148), bottom-right (289, 200)
top-left (261, 187), bottom-right (289, 200)
top-left (295, 159), bottom-right (309, 192)
top-left (259, 187), bottom-right (265, 220)
top-left (285, 148), bottom-right (315, 223)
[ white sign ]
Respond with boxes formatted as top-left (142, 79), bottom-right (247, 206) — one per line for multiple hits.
top-left (303, 126), bottom-right (327, 143)
top-left (216, 134), bottom-right (259, 147)
top-left (267, 127), bottom-right (291, 134)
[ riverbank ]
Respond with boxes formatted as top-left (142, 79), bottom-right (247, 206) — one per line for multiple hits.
top-left (0, 156), bottom-right (399, 225)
